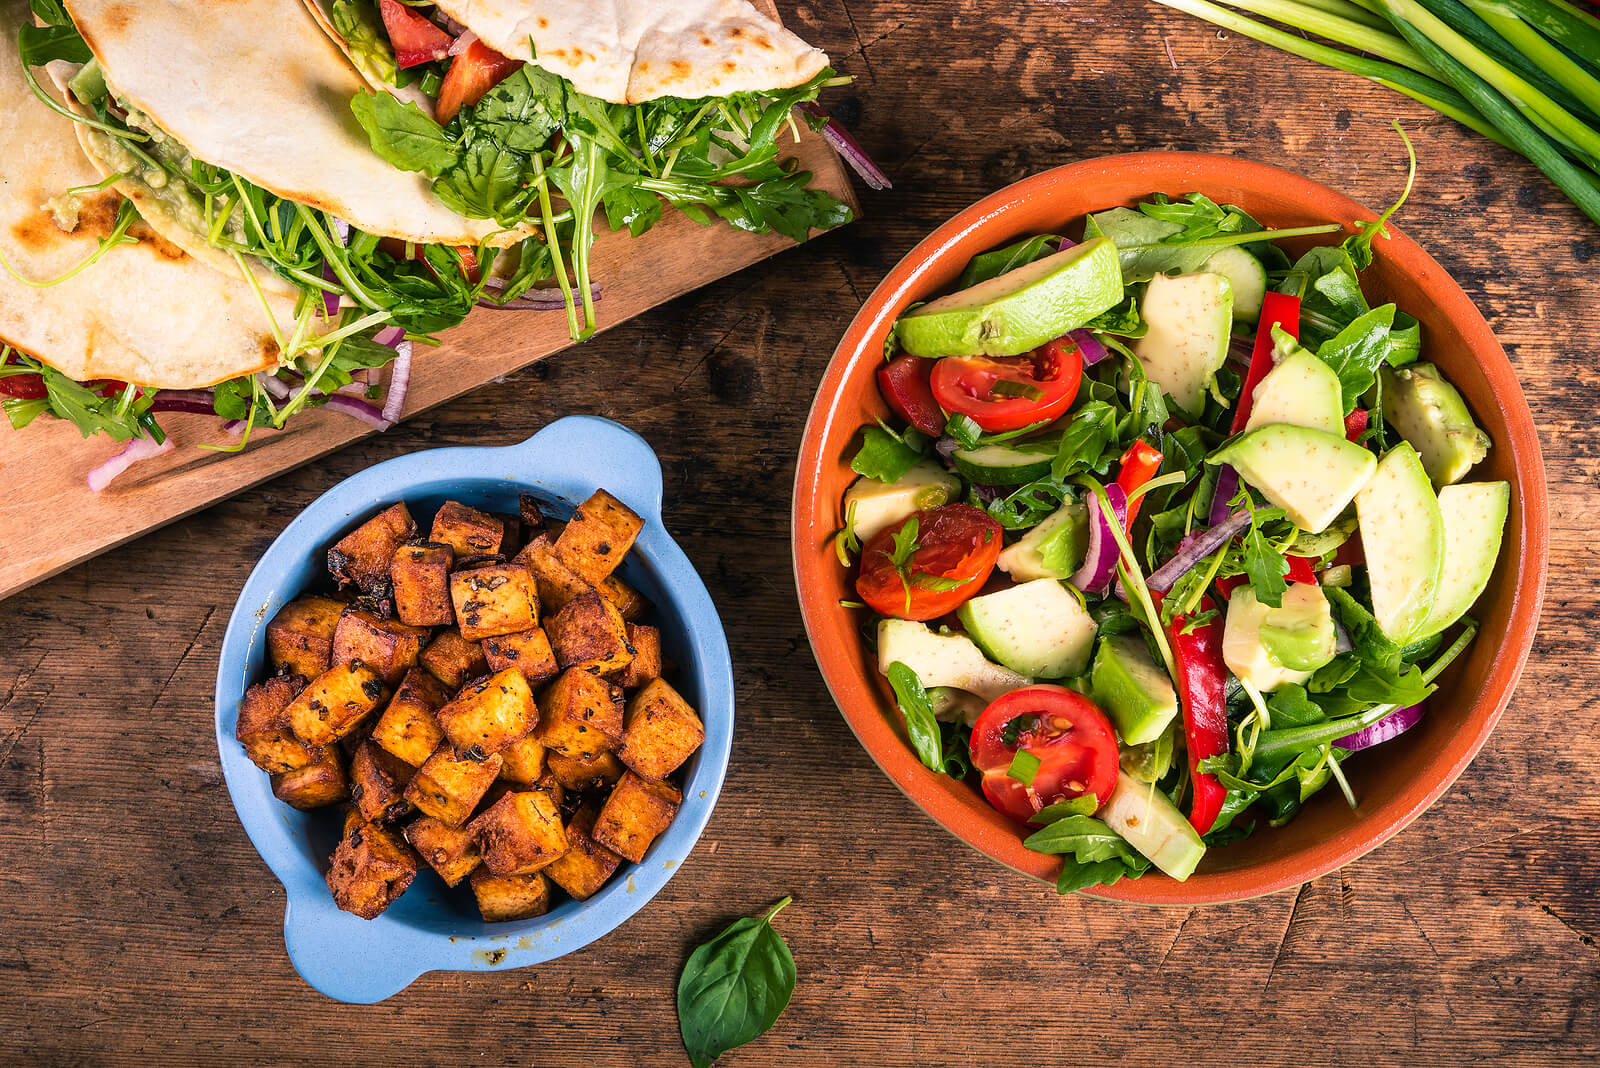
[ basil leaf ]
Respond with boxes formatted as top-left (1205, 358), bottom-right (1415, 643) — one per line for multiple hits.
top-left (349, 92), bottom-right (460, 178)
top-left (850, 425), bottom-right (922, 483)
top-left (886, 661), bottom-right (944, 772)
top-left (678, 898), bottom-right (797, 1068)
top-left (1022, 814), bottom-right (1152, 893)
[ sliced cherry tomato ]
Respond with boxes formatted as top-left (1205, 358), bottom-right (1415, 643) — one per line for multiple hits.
top-left (436, 40), bottom-right (523, 123)
top-left (0, 351), bottom-right (47, 400)
top-left (970, 686), bottom-right (1120, 823)
top-left (1344, 407), bottom-right (1369, 442)
top-left (377, 0), bottom-right (455, 68)
top-left (928, 335), bottom-right (1082, 432)
top-left (1216, 555), bottom-right (1317, 600)
top-left (877, 353), bottom-right (944, 437)
top-left (855, 504), bottom-right (1001, 620)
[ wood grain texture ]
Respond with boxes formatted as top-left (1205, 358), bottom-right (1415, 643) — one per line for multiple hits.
top-left (2, 1), bottom-right (1597, 1064)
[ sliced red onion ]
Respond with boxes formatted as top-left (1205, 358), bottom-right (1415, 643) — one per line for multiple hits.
top-left (1228, 334), bottom-right (1255, 367)
top-left (436, 13), bottom-right (468, 35)
top-left (373, 325), bottom-right (406, 349)
top-left (322, 393), bottom-right (392, 430)
top-left (796, 102), bottom-right (891, 191)
top-left (447, 29), bottom-right (478, 56)
top-left (148, 389), bottom-right (217, 415)
top-left (381, 341), bottom-right (413, 424)
top-left (88, 435), bottom-right (175, 492)
top-left (1069, 328), bottom-right (1110, 366)
top-left (477, 281), bottom-right (602, 311)
top-left (224, 419), bottom-right (246, 437)
top-left (1147, 508), bottom-right (1252, 594)
top-left (1335, 703), bottom-right (1426, 751)
top-left (934, 437), bottom-right (960, 461)
top-left (1210, 464), bottom-right (1241, 528)
top-left (1071, 484), bottom-right (1128, 595)
top-left (257, 373), bottom-right (290, 401)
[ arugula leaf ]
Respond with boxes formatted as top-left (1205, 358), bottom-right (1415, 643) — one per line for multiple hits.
top-left (850, 424), bottom-right (922, 483)
top-left (1022, 814), bottom-right (1152, 893)
top-left (886, 661), bottom-right (944, 772)
top-left (1313, 306), bottom-right (1396, 413)
top-left (1289, 245), bottom-right (1370, 348)
top-left (886, 517), bottom-right (921, 574)
top-left (1324, 586), bottom-right (1402, 675)
top-left (983, 475), bottom-right (1071, 531)
top-left (349, 92), bottom-right (460, 178)
top-left (1081, 296), bottom-right (1145, 337)
top-left (1386, 311), bottom-right (1422, 367)
top-left (1050, 400), bottom-right (1119, 479)
top-left (957, 234), bottom-right (1061, 288)
top-left (1266, 684), bottom-right (1328, 728)
top-left (17, 22), bottom-right (90, 65)
top-left (678, 898), bottom-right (797, 1068)
top-left (1087, 207), bottom-right (1213, 281)
top-left (1240, 522), bottom-right (1289, 608)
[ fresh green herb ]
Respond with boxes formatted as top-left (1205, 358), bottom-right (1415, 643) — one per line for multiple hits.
top-left (678, 898), bottom-right (798, 1068)
top-left (885, 661), bottom-right (945, 772)
top-left (1022, 814), bottom-right (1152, 893)
top-left (1028, 795), bottom-right (1101, 825)
top-left (850, 424), bottom-right (923, 483)
top-left (957, 234), bottom-right (1062, 287)
top-left (1312, 308), bottom-right (1398, 412)
top-left (991, 378), bottom-right (1045, 401)
top-left (944, 413), bottom-right (984, 449)
top-left (833, 500), bottom-right (861, 566)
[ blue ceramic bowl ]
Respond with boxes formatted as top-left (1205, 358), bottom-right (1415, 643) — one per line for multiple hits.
top-left (213, 416), bottom-right (734, 1003)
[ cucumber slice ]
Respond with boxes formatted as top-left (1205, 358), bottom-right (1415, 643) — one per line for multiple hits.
top-left (1203, 246), bottom-right (1267, 322)
top-left (950, 442), bottom-right (1056, 485)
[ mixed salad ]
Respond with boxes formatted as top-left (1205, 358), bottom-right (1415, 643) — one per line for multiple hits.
top-left (834, 163), bottom-right (1510, 891)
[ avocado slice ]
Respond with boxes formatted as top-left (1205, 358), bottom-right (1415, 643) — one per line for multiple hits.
top-left (843, 461), bottom-right (962, 542)
top-left (895, 238), bottom-right (1124, 358)
top-left (1380, 362), bottom-right (1490, 486)
top-left (1417, 481), bottom-right (1509, 638)
top-left (876, 618), bottom-right (1029, 703)
top-left (1210, 424), bottom-right (1377, 534)
top-left (1222, 584), bottom-right (1337, 693)
top-left (1356, 443), bottom-right (1446, 643)
top-left (995, 501), bottom-right (1087, 582)
top-left (1091, 635), bottom-right (1178, 744)
top-left (927, 686), bottom-right (988, 727)
top-left (956, 579), bottom-right (1096, 679)
top-left (1133, 272), bottom-right (1234, 415)
top-left (1203, 245), bottom-right (1267, 322)
top-left (1098, 771), bottom-right (1206, 881)
top-left (1244, 329), bottom-right (1344, 436)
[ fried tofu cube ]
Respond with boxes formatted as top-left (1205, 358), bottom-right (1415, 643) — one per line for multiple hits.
top-left (619, 678), bottom-right (706, 781)
top-left (545, 749), bottom-right (625, 792)
top-left (481, 627), bottom-right (560, 686)
top-left (329, 502), bottom-right (415, 593)
top-left (450, 564), bottom-right (538, 642)
top-left (403, 815), bottom-right (481, 887)
top-left (266, 596), bottom-right (345, 680)
top-left (403, 745), bottom-right (503, 827)
top-left (601, 575), bottom-right (650, 622)
top-left (547, 590), bottom-right (633, 675)
top-left (429, 501), bottom-right (504, 559)
top-left (391, 542), bottom-right (454, 627)
top-left (494, 514), bottom-right (525, 561)
top-left (437, 669), bottom-right (535, 756)
top-left (467, 790), bottom-right (569, 876)
top-left (327, 818), bottom-right (418, 920)
top-left (350, 740), bottom-right (415, 822)
top-left (619, 625), bottom-right (662, 689)
top-left (498, 733), bottom-right (546, 785)
top-left (544, 807), bottom-right (623, 901)
top-left (370, 668), bottom-right (450, 767)
top-left (469, 868), bottom-right (551, 922)
top-left (593, 771), bottom-right (681, 863)
top-left (331, 609), bottom-right (428, 685)
top-left (287, 662), bottom-right (384, 748)
top-left (271, 751), bottom-right (350, 810)
top-left (420, 628), bottom-right (489, 689)
top-left (236, 673), bottom-right (318, 773)
top-left (554, 490), bottom-right (643, 584)
top-left (514, 534), bottom-right (590, 615)
top-left (535, 669), bottom-right (623, 759)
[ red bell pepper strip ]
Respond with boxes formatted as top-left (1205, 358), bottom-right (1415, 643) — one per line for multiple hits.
top-left (1230, 292), bottom-right (1302, 434)
top-left (877, 353), bottom-right (945, 438)
top-left (1215, 553), bottom-right (1317, 600)
top-left (1343, 408), bottom-right (1369, 442)
top-left (1161, 595), bottom-right (1230, 835)
top-left (1114, 439), bottom-right (1163, 525)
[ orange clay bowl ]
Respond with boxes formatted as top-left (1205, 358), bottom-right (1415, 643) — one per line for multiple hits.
top-left (792, 153), bottom-right (1548, 905)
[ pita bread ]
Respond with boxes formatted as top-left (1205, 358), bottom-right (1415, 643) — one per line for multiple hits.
top-left (0, 1), bottom-right (292, 389)
top-left (430, 0), bottom-right (829, 104)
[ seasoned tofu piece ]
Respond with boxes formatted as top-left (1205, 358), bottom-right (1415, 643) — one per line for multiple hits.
top-left (544, 749), bottom-right (625, 792)
top-left (419, 628), bottom-right (489, 689)
top-left (286, 663), bottom-right (384, 748)
top-left (467, 790), bottom-right (569, 876)
top-left (350, 740), bottom-right (415, 822)
top-left (544, 806), bottom-right (623, 901)
top-left (535, 669), bottom-right (623, 759)
top-left (601, 575), bottom-right (650, 622)
top-left (469, 868), bottom-right (551, 922)
top-left (403, 815), bottom-right (482, 887)
top-left (403, 745), bottom-right (504, 827)
top-left (329, 502), bottom-right (415, 593)
top-left (370, 668), bottom-right (451, 767)
top-left (519, 493), bottom-right (546, 538)
top-left (619, 678), bottom-right (706, 781)
top-left (554, 490), bottom-right (643, 584)
top-left (429, 501), bottom-right (505, 559)
top-left (271, 751), bottom-right (350, 810)
top-left (450, 564), bottom-right (538, 642)
top-left (497, 732), bottom-right (547, 785)
top-left (494, 514), bottom-right (525, 561)
top-left (331, 609), bottom-right (428, 685)
top-left (236, 673), bottom-right (318, 773)
top-left (618, 624), bottom-right (662, 689)
top-left (326, 818), bottom-right (419, 920)
top-left (391, 542), bottom-right (455, 627)
top-left (437, 669), bottom-right (536, 756)
top-left (481, 627), bottom-right (560, 685)
top-left (547, 590), bottom-right (633, 676)
top-left (265, 596), bottom-right (345, 680)
top-left (513, 534), bottom-right (591, 616)
top-left (593, 771), bottom-right (681, 863)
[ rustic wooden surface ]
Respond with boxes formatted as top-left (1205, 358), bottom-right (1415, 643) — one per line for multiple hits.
top-left (3, 2), bottom-right (1598, 1063)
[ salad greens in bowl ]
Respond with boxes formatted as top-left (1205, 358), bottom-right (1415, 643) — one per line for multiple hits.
top-left (793, 153), bottom-right (1547, 904)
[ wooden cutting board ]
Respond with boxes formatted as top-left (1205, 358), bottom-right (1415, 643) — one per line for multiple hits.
top-left (0, 11), bottom-right (857, 602)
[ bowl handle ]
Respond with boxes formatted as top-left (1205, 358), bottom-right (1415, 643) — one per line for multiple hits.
top-left (503, 415), bottom-right (665, 520)
top-left (282, 897), bottom-right (426, 1004)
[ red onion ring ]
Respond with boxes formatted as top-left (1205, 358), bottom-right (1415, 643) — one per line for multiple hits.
top-left (381, 341), bottom-right (412, 424)
top-left (87, 435), bottom-right (174, 492)
top-left (1071, 484), bottom-right (1128, 595)
top-left (447, 29), bottom-right (478, 56)
top-left (1069, 328), bottom-right (1110, 366)
top-left (1334, 703), bottom-right (1425, 751)
top-left (796, 103), bottom-right (891, 191)
top-left (322, 393), bottom-right (392, 430)
top-left (1146, 508), bottom-right (1253, 594)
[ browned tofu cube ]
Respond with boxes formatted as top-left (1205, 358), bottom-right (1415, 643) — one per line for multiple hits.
top-left (533, 771), bottom-right (567, 811)
top-left (449, 564), bottom-right (538, 642)
top-left (403, 815), bottom-right (481, 887)
top-left (494, 514), bottom-right (525, 561)
top-left (271, 751), bottom-right (350, 810)
top-left (545, 749), bottom-right (625, 792)
top-left (429, 501), bottom-right (504, 558)
top-left (370, 668), bottom-right (450, 767)
top-left (469, 868), bottom-right (551, 922)
top-left (619, 624), bottom-right (662, 689)
top-left (467, 790), bottom-right (569, 876)
top-left (554, 490), bottom-right (643, 584)
top-left (236, 673), bottom-right (319, 773)
top-left (498, 732), bottom-right (546, 785)
top-left (327, 818), bottom-right (418, 920)
top-left (535, 669), bottom-right (623, 759)
top-left (514, 534), bottom-right (590, 616)
top-left (593, 771), bottom-right (681, 863)
top-left (619, 678), bottom-right (706, 782)
top-left (329, 502), bottom-right (415, 593)
top-left (403, 745), bottom-right (503, 827)
top-left (286, 662), bottom-right (384, 748)
top-left (419, 628), bottom-right (489, 689)
top-left (331, 609), bottom-right (428, 685)
top-left (266, 596), bottom-right (345, 680)
top-left (350, 740), bottom-right (415, 822)
top-left (482, 627), bottom-right (560, 685)
top-left (547, 590), bottom-right (633, 676)
top-left (437, 669), bottom-right (535, 756)
top-left (391, 542), bottom-right (454, 627)
top-left (601, 575), bottom-right (650, 622)
top-left (544, 807), bottom-right (623, 901)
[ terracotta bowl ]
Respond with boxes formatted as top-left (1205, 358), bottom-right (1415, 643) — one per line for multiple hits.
top-left (791, 154), bottom-right (1548, 905)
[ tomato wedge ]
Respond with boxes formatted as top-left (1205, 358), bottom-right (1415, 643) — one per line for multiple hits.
top-left (377, 0), bottom-right (454, 68)
top-left (928, 335), bottom-right (1082, 432)
top-left (970, 686), bottom-right (1120, 823)
top-left (436, 41), bottom-right (523, 123)
top-left (855, 504), bottom-right (1001, 621)
top-left (877, 353), bottom-right (944, 437)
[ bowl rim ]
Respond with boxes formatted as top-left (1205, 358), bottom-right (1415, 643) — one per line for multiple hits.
top-left (213, 415), bottom-right (735, 1000)
top-left (790, 152), bottom-right (1549, 906)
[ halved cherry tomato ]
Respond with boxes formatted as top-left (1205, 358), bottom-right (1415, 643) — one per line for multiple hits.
top-left (376, 237), bottom-right (480, 283)
top-left (970, 686), bottom-right (1120, 823)
top-left (877, 353), bottom-right (944, 437)
top-left (0, 372), bottom-right (46, 400)
top-left (377, 0), bottom-right (455, 68)
top-left (1344, 408), bottom-right (1369, 442)
top-left (436, 40), bottom-right (523, 123)
top-left (855, 504), bottom-right (1001, 620)
top-left (1216, 555), bottom-right (1317, 600)
top-left (928, 335), bottom-right (1082, 432)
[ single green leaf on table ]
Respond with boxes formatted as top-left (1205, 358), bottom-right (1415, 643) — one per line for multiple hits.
top-left (886, 661), bottom-right (945, 772)
top-left (1022, 814), bottom-right (1152, 893)
top-left (678, 897), bottom-right (798, 1068)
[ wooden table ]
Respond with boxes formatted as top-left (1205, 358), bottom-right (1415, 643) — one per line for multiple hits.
top-left (3, 3), bottom-right (1597, 1063)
